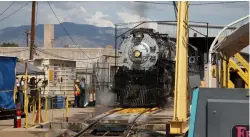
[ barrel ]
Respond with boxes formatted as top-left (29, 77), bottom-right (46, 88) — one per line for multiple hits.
top-left (56, 96), bottom-right (65, 109)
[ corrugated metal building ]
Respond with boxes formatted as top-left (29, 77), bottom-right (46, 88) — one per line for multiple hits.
top-left (157, 22), bottom-right (236, 38)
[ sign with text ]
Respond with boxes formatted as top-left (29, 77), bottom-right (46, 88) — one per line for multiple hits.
top-left (232, 125), bottom-right (249, 137)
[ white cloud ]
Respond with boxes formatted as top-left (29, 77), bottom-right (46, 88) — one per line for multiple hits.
top-left (85, 11), bottom-right (114, 27)
top-left (116, 11), bottom-right (157, 30)
top-left (0, 1), bottom-right (247, 30)
top-left (80, 6), bottom-right (86, 12)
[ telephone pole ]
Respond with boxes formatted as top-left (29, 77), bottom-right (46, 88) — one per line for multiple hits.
top-left (29, 1), bottom-right (36, 60)
top-left (24, 30), bottom-right (30, 47)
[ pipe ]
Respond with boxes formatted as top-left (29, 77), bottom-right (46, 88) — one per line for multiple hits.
top-left (208, 15), bottom-right (250, 87)
top-left (220, 57), bottom-right (223, 88)
top-left (216, 54), bottom-right (219, 88)
top-left (38, 90), bottom-right (41, 124)
top-left (24, 62), bottom-right (28, 128)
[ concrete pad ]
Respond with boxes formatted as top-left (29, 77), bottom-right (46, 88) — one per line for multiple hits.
top-left (0, 107), bottom-right (95, 131)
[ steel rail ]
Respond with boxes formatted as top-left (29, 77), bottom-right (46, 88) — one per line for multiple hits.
top-left (123, 108), bottom-right (152, 137)
top-left (73, 108), bottom-right (124, 137)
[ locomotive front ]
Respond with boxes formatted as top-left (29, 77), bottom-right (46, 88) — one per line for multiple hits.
top-left (114, 28), bottom-right (176, 108)
top-left (119, 29), bottom-right (160, 70)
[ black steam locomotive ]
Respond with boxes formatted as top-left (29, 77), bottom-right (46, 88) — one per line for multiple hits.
top-left (113, 28), bottom-right (200, 108)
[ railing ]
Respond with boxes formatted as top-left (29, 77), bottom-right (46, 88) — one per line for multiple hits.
top-left (20, 87), bottom-right (69, 128)
top-left (208, 15), bottom-right (250, 87)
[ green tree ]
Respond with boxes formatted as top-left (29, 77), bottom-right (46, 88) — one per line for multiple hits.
top-left (0, 42), bottom-right (19, 47)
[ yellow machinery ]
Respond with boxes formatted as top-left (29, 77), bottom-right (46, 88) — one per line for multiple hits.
top-left (170, 1), bottom-right (190, 135)
top-left (212, 53), bottom-right (249, 88)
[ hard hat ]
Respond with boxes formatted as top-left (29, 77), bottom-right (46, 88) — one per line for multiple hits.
top-left (76, 79), bottom-right (80, 83)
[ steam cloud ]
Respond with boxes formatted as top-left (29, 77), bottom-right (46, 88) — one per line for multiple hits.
top-left (96, 87), bottom-right (117, 106)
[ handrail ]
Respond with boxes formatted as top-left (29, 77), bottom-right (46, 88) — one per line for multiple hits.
top-left (208, 15), bottom-right (250, 87)
top-left (228, 58), bottom-right (249, 85)
top-left (234, 53), bottom-right (249, 72)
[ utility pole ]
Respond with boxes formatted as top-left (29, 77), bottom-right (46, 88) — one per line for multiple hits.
top-left (29, 1), bottom-right (36, 60)
top-left (24, 30), bottom-right (30, 47)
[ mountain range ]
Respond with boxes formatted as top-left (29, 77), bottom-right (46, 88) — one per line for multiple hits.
top-left (0, 22), bottom-right (128, 48)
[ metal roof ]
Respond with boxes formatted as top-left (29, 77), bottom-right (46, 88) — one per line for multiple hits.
top-left (157, 22), bottom-right (236, 38)
top-left (16, 62), bottom-right (45, 75)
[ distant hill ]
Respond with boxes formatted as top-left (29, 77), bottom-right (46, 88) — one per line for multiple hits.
top-left (0, 22), bottom-right (128, 48)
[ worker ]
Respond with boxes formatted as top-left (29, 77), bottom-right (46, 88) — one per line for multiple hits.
top-left (73, 80), bottom-right (80, 108)
top-left (79, 77), bottom-right (86, 108)
top-left (18, 76), bottom-right (27, 111)
top-left (15, 77), bottom-right (23, 110)
top-left (29, 77), bottom-right (41, 112)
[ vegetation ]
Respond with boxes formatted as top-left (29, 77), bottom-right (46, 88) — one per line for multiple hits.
top-left (0, 42), bottom-right (19, 47)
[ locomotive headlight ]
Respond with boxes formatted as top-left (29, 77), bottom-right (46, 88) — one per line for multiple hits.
top-left (134, 50), bottom-right (141, 57)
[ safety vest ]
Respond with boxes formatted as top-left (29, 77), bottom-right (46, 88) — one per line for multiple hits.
top-left (74, 84), bottom-right (80, 96)
top-left (89, 93), bottom-right (93, 102)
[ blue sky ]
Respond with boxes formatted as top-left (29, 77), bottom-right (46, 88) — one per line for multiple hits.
top-left (0, 1), bottom-right (248, 29)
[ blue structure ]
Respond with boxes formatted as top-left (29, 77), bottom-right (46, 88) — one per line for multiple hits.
top-left (0, 56), bottom-right (17, 110)
top-left (188, 88), bottom-right (249, 137)
top-left (56, 96), bottom-right (65, 109)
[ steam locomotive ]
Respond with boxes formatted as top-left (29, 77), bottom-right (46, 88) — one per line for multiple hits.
top-left (113, 28), bottom-right (200, 108)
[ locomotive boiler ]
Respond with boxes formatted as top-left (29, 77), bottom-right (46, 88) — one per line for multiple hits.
top-left (113, 28), bottom-right (200, 108)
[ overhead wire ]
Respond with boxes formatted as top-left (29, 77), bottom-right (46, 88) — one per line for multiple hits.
top-left (190, 1), bottom-right (245, 5)
top-left (47, 1), bottom-right (95, 62)
top-left (0, 1), bottom-right (30, 23)
top-left (134, 1), bottom-right (245, 5)
top-left (173, 1), bottom-right (178, 20)
top-left (35, 47), bottom-right (72, 60)
top-left (0, 2), bottom-right (15, 15)
top-left (35, 47), bottom-right (102, 61)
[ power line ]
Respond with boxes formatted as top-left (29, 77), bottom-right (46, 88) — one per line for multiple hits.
top-left (190, 1), bottom-right (245, 5)
top-left (134, 1), bottom-right (244, 5)
top-left (35, 47), bottom-right (72, 60)
top-left (35, 47), bottom-right (102, 61)
top-left (133, 1), bottom-right (173, 5)
top-left (47, 1), bottom-right (95, 62)
top-left (0, 2), bottom-right (30, 23)
top-left (0, 2), bottom-right (15, 15)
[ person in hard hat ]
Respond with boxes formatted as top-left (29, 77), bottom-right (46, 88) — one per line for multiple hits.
top-left (73, 79), bottom-right (81, 108)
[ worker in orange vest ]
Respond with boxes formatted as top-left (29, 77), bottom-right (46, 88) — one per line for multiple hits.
top-left (74, 79), bottom-right (80, 108)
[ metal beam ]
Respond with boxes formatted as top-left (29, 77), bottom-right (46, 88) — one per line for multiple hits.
top-left (170, 1), bottom-right (189, 135)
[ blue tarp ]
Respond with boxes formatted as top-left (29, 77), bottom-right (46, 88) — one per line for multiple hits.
top-left (0, 56), bottom-right (17, 109)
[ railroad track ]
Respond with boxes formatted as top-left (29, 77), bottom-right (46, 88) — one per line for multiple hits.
top-left (73, 108), bottom-right (158, 137)
top-left (73, 108), bottom-right (124, 137)
top-left (123, 108), bottom-right (151, 137)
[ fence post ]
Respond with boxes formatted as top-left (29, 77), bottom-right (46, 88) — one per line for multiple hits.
top-left (32, 97), bottom-right (35, 125)
top-left (45, 96), bottom-right (48, 121)
top-left (66, 96), bottom-right (69, 122)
